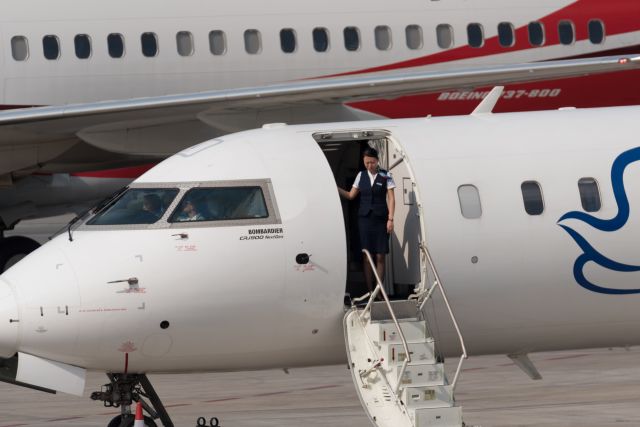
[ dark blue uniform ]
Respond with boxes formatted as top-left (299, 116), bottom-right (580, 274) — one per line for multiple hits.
top-left (357, 170), bottom-right (390, 254)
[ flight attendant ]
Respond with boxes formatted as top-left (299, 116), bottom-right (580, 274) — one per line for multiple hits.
top-left (338, 147), bottom-right (396, 293)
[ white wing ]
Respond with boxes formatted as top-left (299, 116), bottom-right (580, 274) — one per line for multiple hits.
top-left (1, 55), bottom-right (638, 175)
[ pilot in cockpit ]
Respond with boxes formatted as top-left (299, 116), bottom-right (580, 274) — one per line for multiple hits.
top-left (142, 194), bottom-right (163, 220)
top-left (176, 198), bottom-right (206, 222)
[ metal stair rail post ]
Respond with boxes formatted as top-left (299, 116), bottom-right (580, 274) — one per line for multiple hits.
top-left (360, 249), bottom-right (411, 394)
top-left (417, 243), bottom-right (468, 390)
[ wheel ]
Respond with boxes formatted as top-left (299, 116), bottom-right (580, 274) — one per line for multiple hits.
top-left (0, 237), bottom-right (40, 273)
top-left (107, 414), bottom-right (158, 427)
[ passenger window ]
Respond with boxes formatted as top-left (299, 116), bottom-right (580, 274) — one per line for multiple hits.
top-left (528, 21), bottom-right (545, 46)
top-left (467, 23), bottom-right (484, 48)
top-left (588, 20), bottom-right (605, 44)
top-left (405, 25), bottom-right (423, 50)
top-left (42, 35), bottom-right (60, 60)
top-left (280, 28), bottom-right (297, 53)
top-left (88, 189), bottom-right (179, 225)
top-left (498, 22), bottom-right (515, 47)
top-left (75, 34), bottom-right (92, 59)
top-left (209, 31), bottom-right (227, 55)
top-left (169, 187), bottom-right (268, 223)
top-left (244, 29), bottom-right (261, 54)
top-left (11, 36), bottom-right (29, 61)
top-left (578, 178), bottom-right (601, 212)
top-left (521, 181), bottom-right (544, 215)
top-left (457, 185), bottom-right (482, 219)
top-left (375, 26), bottom-right (392, 51)
top-left (558, 20), bottom-right (575, 45)
top-left (344, 27), bottom-right (360, 51)
top-left (176, 31), bottom-right (194, 56)
top-left (436, 24), bottom-right (454, 49)
top-left (108, 33), bottom-right (125, 58)
top-left (313, 27), bottom-right (329, 52)
top-left (141, 32), bottom-right (158, 57)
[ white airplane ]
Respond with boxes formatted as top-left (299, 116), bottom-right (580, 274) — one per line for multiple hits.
top-left (2, 0), bottom-right (640, 271)
top-left (1, 91), bottom-right (639, 426)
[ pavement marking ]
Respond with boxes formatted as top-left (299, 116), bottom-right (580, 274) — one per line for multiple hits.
top-left (203, 397), bottom-right (242, 403)
top-left (543, 354), bottom-right (590, 361)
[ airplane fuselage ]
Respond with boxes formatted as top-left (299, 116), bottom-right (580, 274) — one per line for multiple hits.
top-left (1, 106), bottom-right (639, 375)
top-left (1, 0), bottom-right (639, 115)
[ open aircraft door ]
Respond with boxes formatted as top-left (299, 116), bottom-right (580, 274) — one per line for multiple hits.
top-left (318, 128), bottom-right (467, 427)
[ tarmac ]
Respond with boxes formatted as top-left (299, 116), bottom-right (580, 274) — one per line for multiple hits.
top-left (0, 346), bottom-right (639, 427)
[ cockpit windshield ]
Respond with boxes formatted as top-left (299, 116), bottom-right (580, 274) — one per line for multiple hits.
top-left (169, 187), bottom-right (268, 223)
top-left (88, 188), bottom-right (179, 225)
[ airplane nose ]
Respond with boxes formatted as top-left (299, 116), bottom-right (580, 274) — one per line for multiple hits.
top-left (0, 278), bottom-right (19, 358)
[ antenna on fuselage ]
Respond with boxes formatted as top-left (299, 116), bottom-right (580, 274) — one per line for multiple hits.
top-left (471, 86), bottom-right (504, 115)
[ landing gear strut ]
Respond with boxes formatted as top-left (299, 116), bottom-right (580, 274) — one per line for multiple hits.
top-left (90, 373), bottom-right (174, 427)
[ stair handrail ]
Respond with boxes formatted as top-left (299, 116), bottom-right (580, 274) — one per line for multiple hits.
top-left (361, 249), bottom-right (411, 394)
top-left (418, 243), bottom-right (468, 390)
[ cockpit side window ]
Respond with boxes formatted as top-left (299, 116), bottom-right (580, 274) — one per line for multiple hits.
top-left (88, 188), bottom-right (179, 225)
top-left (169, 187), bottom-right (268, 223)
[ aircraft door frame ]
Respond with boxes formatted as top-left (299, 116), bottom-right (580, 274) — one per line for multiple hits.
top-left (312, 130), bottom-right (427, 298)
top-left (385, 135), bottom-right (424, 296)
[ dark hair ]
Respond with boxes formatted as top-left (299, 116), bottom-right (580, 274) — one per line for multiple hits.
top-left (362, 147), bottom-right (379, 159)
top-left (143, 194), bottom-right (161, 210)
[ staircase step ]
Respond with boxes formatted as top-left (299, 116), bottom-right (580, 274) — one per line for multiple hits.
top-left (411, 406), bottom-right (463, 427)
top-left (402, 385), bottom-right (455, 409)
top-left (370, 300), bottom-right (419, 322)
top-left (389, 363), bottom-right (448, 389)
top-left (366, 319), bottom-right (428, 344)
top-left (344, 302), bottom-right (465, 427)
top-left (383, 341), bottom-right (436, 369)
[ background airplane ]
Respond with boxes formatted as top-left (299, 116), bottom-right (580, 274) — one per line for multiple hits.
top-left (1, 98), bottom-right (640, 426)
top-left (1, 0), bottom-right (640, 270)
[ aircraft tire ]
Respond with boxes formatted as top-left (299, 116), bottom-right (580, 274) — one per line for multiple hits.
top-left (0, 237), bottom-right (40, 273)
top-left (107, 415), bottom-right (158, 427)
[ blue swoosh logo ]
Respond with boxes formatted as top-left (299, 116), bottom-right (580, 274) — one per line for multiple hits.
top-left (558, 146), bottom-right (640, 295)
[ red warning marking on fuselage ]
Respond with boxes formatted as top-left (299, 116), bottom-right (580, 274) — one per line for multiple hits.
top-left (117, 287), bottom-right (147, 294)
top-left (79, 307), bottom-right (128, 313)
top-left (175, 244), bottom-right (197, 252)
top-left (118, 341), bottom-right (137, 353)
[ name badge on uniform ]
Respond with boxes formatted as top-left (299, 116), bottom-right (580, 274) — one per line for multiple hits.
top-left (375, 182), bottom-right (383, 186)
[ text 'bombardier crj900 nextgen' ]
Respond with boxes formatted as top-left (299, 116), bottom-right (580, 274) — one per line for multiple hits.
top-left (1, 91), bottom-right (640, 426)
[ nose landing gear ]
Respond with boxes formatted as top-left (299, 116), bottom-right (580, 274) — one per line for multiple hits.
top-left (90, 373), bottom-right (174, 427)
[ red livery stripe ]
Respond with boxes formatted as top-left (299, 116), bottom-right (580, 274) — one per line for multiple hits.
top-left (70, 164), bottom-right (156, 179)
top-left (330, 0), bottom-right (640, 77)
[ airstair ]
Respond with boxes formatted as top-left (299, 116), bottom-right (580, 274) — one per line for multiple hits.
top-left (344, 247), bottom-right (467, 427)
